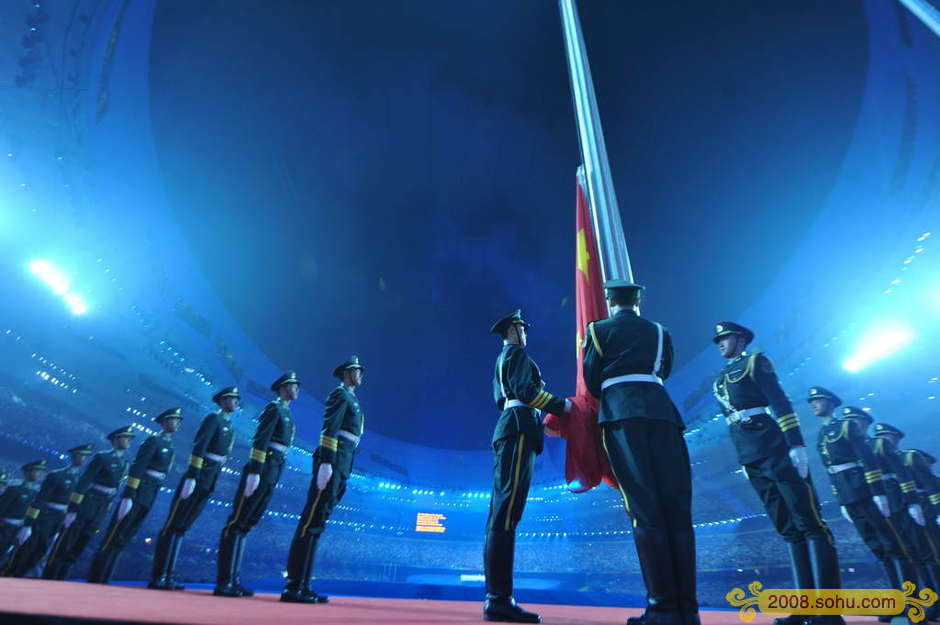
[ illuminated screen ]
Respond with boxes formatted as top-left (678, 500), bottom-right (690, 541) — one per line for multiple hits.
top-left (415, 512), bottom-right (446, 533)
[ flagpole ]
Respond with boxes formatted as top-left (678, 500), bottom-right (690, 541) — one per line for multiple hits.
top-left (559, 0), bottom-right (633, 284)
top-left (897, 0), bottom-right (940, 38)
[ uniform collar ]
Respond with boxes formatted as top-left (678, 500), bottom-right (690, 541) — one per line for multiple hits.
top-left (614, 309), bottom-right (637, 317)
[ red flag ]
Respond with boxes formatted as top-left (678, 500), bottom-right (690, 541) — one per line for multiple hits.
top-left (543, 168), bottom-right (616, 492)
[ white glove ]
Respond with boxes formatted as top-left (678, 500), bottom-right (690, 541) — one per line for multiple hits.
top-left (544, 425), bottom-right (562, 438)
top-left (935, 514), bottom-right (939, 526)
top-left (180, 478), bottom-right (196, 500)
top-left (789, 446), bottom-right (809, 479)
top-left (16, 526), bottom-right (32, 545)
top-left (63, 512), bottom-right (76, 528)
top-left (840, 506), bottom-right (852, 523)
top-left (908, 503), bottom-right (926, 526)
top-left (872, 495), bottom-right (890, 517)
top-left (316, 463), bottom-right (333, 491)
top-left (741, 467), bottom-right (750, 481)
top-left (243, 473), bottom-right (260, 498)
top-left (117, 497), bottom-right (133, 521)
top-left (563, 398), bottom-right (572, 415)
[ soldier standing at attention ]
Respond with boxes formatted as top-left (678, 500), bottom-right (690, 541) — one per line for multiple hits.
top-left (484, 310), bottom-right (569, 624)
top-left (281, 356), bottom-right (365, 604)
top-left (0, 460), bottom-right (46, 564)
top-left (4, 444), bottom-right (93, 577)
top-left (43, 426), bottom-right (134, 580)
top-left (214, 372), bottom-right (298, 598)
top-left (88, 409), bottom-right (181, 583)
top-left (149, 387), bottom-right (239, 591)
top-left (712, 323), bottom-right (843, 625)
top-left (583, 281), bottom-right (698, 625)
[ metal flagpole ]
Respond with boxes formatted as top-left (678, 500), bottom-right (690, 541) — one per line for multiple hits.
top-left (559, 0), bottom-right (634, 284)
top-left (897, 0), bottom-right (940, 38)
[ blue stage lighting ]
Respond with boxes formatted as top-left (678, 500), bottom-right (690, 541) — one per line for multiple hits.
top-left (843, 321), bottom-right (914, 372)
top-left (28, 259), bottom-right (89, 315)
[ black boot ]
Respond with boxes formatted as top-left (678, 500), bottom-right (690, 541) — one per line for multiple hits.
top-left (148, 533), bottom-right (173, 590)
top-left (167, 534), bottom-right (185, 590)
top-left (669, 528), bottom-right (699, 625)
top-left (484, 530), bottom-right (516, 600)
top-left (772, 542), bottom-right (812, 625)
top-left (281, 535), bottom-right (328, 604)
top-left (805, 538), bottom-right (845, 625)
top-left (632, 526), bottom-right (681, 619)
top-left (483, 595), bottom-right (540, 623)
top-left (918, 563), bottom-right (940, 622)
top-left (213, 531), bottom-right (241, 597)
top-left (231, 532), bottom-right (253, 597)
top-left (88, 548), bottom-right (119, 585)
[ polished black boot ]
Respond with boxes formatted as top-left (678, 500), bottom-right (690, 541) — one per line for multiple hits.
top-left (88, 548), bottom-right (119, 585)
top-left (484, 530), bottom-right (516, 600)
top-left (483, 595), bottom-right (540, 623)
top-left (281, 535), bottom-right (328, 604)
top-left (166, 534), bottom-right (185, 590)
top-left (148, 533), bottom-right (173, 590)
top-left (774, 542), bottom-right (812, 625)
top-left (633, 526), bottom-right (681, 619)
top-left (230, 532), bottom-right (253, 597)
top-left (213, 531), bottom-right (241, 597)
top-left (805, 538), bottom-right (845, 625)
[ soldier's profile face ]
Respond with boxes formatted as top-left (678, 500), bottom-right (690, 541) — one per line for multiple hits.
top-left (113, 435), bottom-right (133, 450)
top-left (809, 398), bottom-right (831, 417)
top-left (717, 335), bottom-right (738, 358)
top-left (283, 382), bottom-right (300, 400)
top-left (25, 468), bottom-right (45, 482)
top-left (220, 396), bottom-right (240, 412)
top-left (70, 453), bottom-right (88, 467)
top-left (513, 323), bottom-right (527, 347)
top-left (162, 417), bottom-right (182, 433)
top-left (348, 368), bottom-right (363, 386)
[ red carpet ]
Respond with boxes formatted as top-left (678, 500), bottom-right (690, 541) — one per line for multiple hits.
top-left (0, 579), bottom-right (878, 625)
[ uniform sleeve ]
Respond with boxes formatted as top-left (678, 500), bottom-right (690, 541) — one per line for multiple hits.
top-left (123, 437), bottom-right (157, 501)
top-left (68, 456), bottom-right (101, 512)
top-left (848, 420), bottom-right (885, 496)
top-left (318, 389), bottom-right (348, 465)
top-left (582, 322), bottom-right (604, 398)
top-left (246, 403), bottom-right (278, 473)
top-left (25, 473), bottom-right (56, 526)
top-left (892, 453), bottom-right (920, 506)
top-left (186, 413), bottom-right (218, 479)
top-left (751, 353), bottom-right (804, 447)
top-left (660, 329), bottom-right (674, 380)
top-left (506, 347), bottom-right (566, 415)
top-left (0, 487), bottom-right (16, 517)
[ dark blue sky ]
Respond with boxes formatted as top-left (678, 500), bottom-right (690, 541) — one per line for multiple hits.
top-left (149, 0), bottom-right (868, 449)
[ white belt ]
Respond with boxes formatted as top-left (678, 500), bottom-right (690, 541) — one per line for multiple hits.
top-left (338, 430), bottom-right (360, 447)
top-left (1, 518), bottom-right (23, 527)
top-left (827, 462), bottom-right (860, 474)
top-left (145, 469), bottom-right (166, 480)
top-left (91, 483), bottom-right (117, 495)
top-left (503, 399), bottom-right (528, 410)
top-left (725, 407), bottom-right (769, 424)
top-left (268, 442), bottom-right (289, 453)
top-left (601, 374), bottom-right (663, 390)
top-left (204, 452), bottom-right (226, 463)
top-left (46, 502), bottom-right (68, 512)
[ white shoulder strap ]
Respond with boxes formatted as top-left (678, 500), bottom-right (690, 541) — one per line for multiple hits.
top-left (652, 322), bottom-right (664, 376)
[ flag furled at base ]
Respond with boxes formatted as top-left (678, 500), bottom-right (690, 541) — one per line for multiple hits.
top-left (543, 168), bottom-right (616, 492)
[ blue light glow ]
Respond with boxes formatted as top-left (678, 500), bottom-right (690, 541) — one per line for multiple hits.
top-left (28, 259), bottom-right (89, 315)
top-left (843, 320), bottom-right (915, 372)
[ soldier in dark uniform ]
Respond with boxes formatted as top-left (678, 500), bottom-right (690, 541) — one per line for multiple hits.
top-left (4, 444), bottom-right (94, 577)
top-left (0, 460), bottom-right (46, 565)
top-left (583, 281), bottom-right (697, 625)
top-left (899, 447), bottom-right (940, 620)
top-left (282, 356), bottom-right (366, 604)
top-left (43, 426), bottom-right (134, 580)
top-left (150, 387), bottom-right (240, 591)
top-left (484, 310), bottom-right (568, 624)
top-left (868, 424), bottom-right (940, 604)
top-left (810, 395), bottom-right (916, 599)
top-left (215, 371), bottom-right (298, 598)
top-left (712, 322), bottom-right (843, 625)
top-left (88, 409), bottom-right (181, 583)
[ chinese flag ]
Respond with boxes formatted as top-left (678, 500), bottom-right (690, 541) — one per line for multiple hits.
top-left (543, 168), bottom-right (616, 492)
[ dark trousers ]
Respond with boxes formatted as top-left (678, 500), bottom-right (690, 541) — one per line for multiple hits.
top-left (745, 451), bottom-right (833, 544)
top-left (3, 509), bottom-right (65, 577)
top-left (151, 470), bottom-right (219, 585)
top-left (845, 498), bottom-right (910, 562)
top-left (601, 419), bottom-right (697, 615)
top-left (0, 523), bottom-right (17, 567)
top-left (42, 491), bottom-right (113, 580)
top-left (88, 496), bottom-right (154, 583)
top-left (484, 433), bottom-right (536, 599)
top-left (284, 446), bottom-right (353, 592)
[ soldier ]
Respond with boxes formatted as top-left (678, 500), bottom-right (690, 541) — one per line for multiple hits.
top-left (899, 447), bottom-right (940, 620)
top-left (88, 409), bottom-right (181, 583)
top-left (281, 356), bottom-right (366, 604)
top-left (0, 460), bottom-right (46, 565)
top-left (484, 310), bottom-right (568, 623)
top-left (4, 444), bottom-right (94, 577)
top-left (149, 387), bottom-right (239, 591)
top-left (43, 425), bottom-right (134, 580)
top-left (712, 322), bottom-right (843, 625)
top-left (214, 371), bottom-right (298, 598)
top-left (583, 281), bottom-right (697, 625)
top-left (868, 424), bottom-right (940, 604)
top-left (810, 396), bottom-right (917, 603)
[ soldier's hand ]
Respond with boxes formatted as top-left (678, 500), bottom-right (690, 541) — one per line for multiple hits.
top-left (788, 446), bottom-right (809, 479)
top-left (180, 478), bottom-right (196, 500)
top-left (544, 425), bottom-right (562, 438)
top-left (117, 497), bottom-right (133, 521)
top-left (63, 512), bottom-right (76, 528)
top-left (244, 473), bottom-right (261, 498)
top-left (317, 463), bottom-right (333, 491)
top-left (839, 506), bottom-right (852, 523)
top-left (872, 495), bottom-right (890, 518)
top-left (936, 514), bottom-right (940, 527)
top-left (16, 526), bottom-right (32, 545)
top-left (908, 503), bottom-right (926, 526)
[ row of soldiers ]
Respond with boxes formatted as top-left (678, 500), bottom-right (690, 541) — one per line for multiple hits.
top-left (0, 356), bottom-right (367, 605)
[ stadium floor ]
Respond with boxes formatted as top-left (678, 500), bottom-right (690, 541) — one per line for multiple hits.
top-left (0, 578), bottom-right (880, 625)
